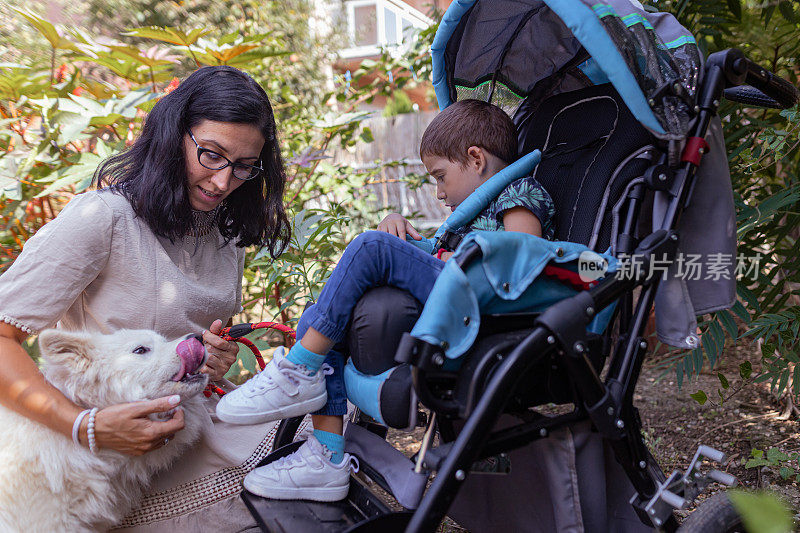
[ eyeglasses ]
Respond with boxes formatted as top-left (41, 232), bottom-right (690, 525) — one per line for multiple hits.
top-left (188, 131), bottom-right (263, 181)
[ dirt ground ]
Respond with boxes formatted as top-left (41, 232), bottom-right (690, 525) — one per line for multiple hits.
top-left (383, 338), bottom-right (800, 531)
top-left (637, 340), bottom-right (800, 521)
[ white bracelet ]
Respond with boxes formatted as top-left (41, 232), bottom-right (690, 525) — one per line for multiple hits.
top-left (86, 407), bottom-right (99, 454)
top-left (72, 409), bottom-right (91, 446)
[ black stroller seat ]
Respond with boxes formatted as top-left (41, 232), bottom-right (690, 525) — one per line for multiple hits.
top-left (523, 82), bottom-right (653, 251)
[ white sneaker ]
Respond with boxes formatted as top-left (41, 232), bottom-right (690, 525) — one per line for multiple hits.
top-left (216, 347), bottom-right (330, 424)
top-left (243, 435), bottom-right (359, 501)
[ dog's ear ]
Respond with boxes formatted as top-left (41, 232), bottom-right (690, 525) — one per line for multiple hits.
top-left (38, 329), bottom-right (95, 369)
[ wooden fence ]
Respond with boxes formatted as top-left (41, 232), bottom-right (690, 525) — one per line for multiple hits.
top-left (332, 111), bottom-right (448, 230)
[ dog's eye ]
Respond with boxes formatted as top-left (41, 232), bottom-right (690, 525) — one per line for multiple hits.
top-left (132, 346), bottom-right (150, 355)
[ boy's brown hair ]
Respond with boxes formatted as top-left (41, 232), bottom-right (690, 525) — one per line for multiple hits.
top-left (420, 99), bottom-right (517, 166)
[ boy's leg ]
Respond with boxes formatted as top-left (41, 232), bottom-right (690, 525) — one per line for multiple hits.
top-left (347, 286), bottom-right (423, 375)
top-left (240, 236), bottom-right (442, 500)
top-left (217, 231), bottom-right (444, 425)
top-left (344, 286), bottom-right (423, 429)
top-left (295, 231), bottom-right (444, 352)
top-left (310, 348), bottom-right (346, 464)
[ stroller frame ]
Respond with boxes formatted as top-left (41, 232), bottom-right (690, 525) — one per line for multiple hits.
top-left (395, 47), bottom-right (797, 532)
top-left (242, 43), bottom-right (798, 532)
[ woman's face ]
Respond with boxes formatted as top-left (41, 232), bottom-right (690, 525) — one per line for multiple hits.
top-left (183, 120), bottom-right (265, 211)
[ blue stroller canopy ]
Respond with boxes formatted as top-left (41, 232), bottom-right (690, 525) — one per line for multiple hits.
top-left (432, 0), bottom-right (701, 140)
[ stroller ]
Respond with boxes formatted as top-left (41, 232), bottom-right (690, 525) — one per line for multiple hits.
top-left (241, 0), bottom-right (799, 531)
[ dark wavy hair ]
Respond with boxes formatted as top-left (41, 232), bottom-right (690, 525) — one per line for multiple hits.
top-left (95, 65), bottom-right (290, 257)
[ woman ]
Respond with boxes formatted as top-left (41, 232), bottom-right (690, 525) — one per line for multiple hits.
top-left (0, 65), bottom-right (291, 530)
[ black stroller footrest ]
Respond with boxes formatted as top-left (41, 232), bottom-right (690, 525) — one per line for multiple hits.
top-left (241, 475), bottom-right (410, 533)
top-left (243, 439), bottom-right (414, 532)
top-left (345, 423), bottom-right (429, 510)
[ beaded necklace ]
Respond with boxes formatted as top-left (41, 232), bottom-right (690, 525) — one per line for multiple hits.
top-left (185, 206), bottom-right (220, 247)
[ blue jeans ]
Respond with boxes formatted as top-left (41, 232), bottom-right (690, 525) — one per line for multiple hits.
top-left (297, 231), bottom-right (445, 416)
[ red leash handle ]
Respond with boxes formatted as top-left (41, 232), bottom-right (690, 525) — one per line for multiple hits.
top-left (204, 322), bottom-right (297, 397)
top-left (250, 321), bottom-right (296, 339)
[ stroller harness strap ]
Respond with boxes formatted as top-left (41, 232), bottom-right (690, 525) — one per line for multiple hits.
top-left (435, 150), bottom-right (542, 238)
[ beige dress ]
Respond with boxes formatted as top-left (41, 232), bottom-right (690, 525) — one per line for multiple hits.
top-left (0, 189), bottom-right (291, 531)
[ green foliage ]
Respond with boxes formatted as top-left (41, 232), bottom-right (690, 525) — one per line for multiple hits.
top-left (689, 390), bottom-right (708, 405)
top-left (247, 208), bottom-right (349, 325)
top-left (642, 1), bottom-right (800, 402)
top-left (383, 90), bottom-right (414, 117)
top-left (0, 4), bottom-right (439, 353)
top-left (728, 490), bottom-right (794, 533)
top-left (745, 448), bottom-right (800, 483)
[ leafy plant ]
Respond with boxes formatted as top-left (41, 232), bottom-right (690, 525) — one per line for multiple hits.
top-left (383, 89), bottom-right (415, 117)
top-left (745, 447), bottom-right (800, 483)
top-left (642, 0), bottom-right (800, 405)
top-left (728, 489), bottom-right (794, 533)
top-left (0, 5), bottom-right (440, 372)
top-left (688, 360), bottom-right (754, 406)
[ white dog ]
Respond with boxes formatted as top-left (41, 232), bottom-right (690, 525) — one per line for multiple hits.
top-left (0, 329), bottom-right (209, 532)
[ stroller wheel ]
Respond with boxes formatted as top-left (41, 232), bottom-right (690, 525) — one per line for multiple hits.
top-left (677, 492), bottom-right (745, 533)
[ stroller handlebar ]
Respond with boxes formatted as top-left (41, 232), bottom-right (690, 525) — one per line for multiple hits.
top-left (708, 48), bottom-right (799, 109)
top-left (724, 85), bottom-right (794, 109)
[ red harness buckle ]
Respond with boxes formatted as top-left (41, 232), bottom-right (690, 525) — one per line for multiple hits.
top-left (543, 264), bottom-right (598, 291)
top-left (680, 136), bottom-right (710, 166)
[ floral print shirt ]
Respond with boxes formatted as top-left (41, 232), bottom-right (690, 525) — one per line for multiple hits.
top-left (457, 174), bottom-right (556, 240)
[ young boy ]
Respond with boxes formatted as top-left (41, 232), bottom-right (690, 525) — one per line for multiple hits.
top-left (217, 99), bottom-right (555, 501)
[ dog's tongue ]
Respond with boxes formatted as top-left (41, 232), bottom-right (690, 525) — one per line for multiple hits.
top-left (172, 337), bottom-right (205, 382)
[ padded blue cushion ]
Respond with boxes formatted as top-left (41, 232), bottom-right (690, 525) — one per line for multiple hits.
top-left (410, 231), bottom-right (617, 359)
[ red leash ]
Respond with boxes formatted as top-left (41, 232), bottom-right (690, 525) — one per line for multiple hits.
top-left (203, 322), bottom-right (296, 397)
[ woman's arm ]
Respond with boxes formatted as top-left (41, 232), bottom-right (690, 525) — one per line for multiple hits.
top-left (0, 322), bottom-right (81, 436)
top-left (0, 322), bottom-right (186, 455)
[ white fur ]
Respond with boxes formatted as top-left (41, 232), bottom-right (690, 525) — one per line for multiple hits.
top-left (0, 329), bottom-right (208, 532)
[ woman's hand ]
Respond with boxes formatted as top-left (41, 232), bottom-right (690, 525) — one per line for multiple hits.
top-left (200, 319), bottom-right (238, 382)
top-left (377, 213), bottom-right (423, 241)
top-left (91, 395), bottom-right (185, 456)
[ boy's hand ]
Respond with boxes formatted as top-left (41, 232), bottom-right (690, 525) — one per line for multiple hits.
top-left (377, 213), bottom-right (423, 241)
top-left (439, 251), bottom-right (454, 262)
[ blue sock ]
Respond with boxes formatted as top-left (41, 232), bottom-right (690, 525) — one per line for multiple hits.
top-left (286, 342), bottom-right (327, 373)
top-left (313, 429), bottom-right (345, 463)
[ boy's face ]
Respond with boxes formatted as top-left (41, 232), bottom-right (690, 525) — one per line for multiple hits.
top-left (423, 154), bottom-right (484, 212)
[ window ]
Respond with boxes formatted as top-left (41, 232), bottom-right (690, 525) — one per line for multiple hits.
top-left (340, 0), bottom-right (432, 58)
top-left (384, 8), bottom-right (398, 44)
top-left (353, 4), bottom-right (377, 47)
